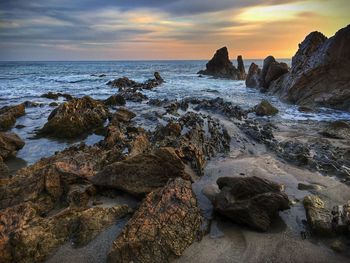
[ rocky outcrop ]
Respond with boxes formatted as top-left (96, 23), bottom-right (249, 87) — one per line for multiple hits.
top-left (5, 205), bottom-right (130, 263)
top-left (104, 94), bottom-right (126, 106)
top-left (206, 176), bottom-right (290, 231)
top-left (0, 103), bottom-right (25, 131)
top-left (0, 156), bottom-right (9, 178)
top-left (107, 72), bottom-right (164, 90)
top-left (39, 96), bottom-right (109, 138)
top-left (91, 147), bottom-right (190, 196)
top-left (198, 47), bottom-right (246, 80)
top-left (254, 100), bottom-right (279, 116)
top-left (107, 178), bottom-right (202, 263)
top-left (268, 25), bottom-right (350, 111)
top-left (320, 120), bottom-right (350, 140)
top-left (245, 56), bottom-right (288, 90)
top-left (110, 107), bottom-right (136, 123)
top-left (0, 144), bottom-right (118, 210)
top-left (0, 132), bottom-right (25, 160)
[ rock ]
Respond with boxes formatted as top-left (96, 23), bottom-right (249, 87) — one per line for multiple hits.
top-left (49, 102), bottom-right (59, 107)
top-left (303, 195), bottom-right (334, 236)
top-left (332, 201), bottom-right (350, 234)
top-left (9, 205), bottom-right (130, 263)
top-left (263, 61), bottom-right (289, 89)
top-left (331, 240), bottom-right (346, 253)
top-left (254, 100), bottom-right (279, 116)
top-left (39, 96), bottom-right (109, 138)
top-left (237, 55), bottom-right (246, 80)
top-left (15, 124), bottom-right (26, 129)
top-left (0, 144), bottom-right (118, 210)
top-left (245, 63), bottom-right (261, 88)
top-left (107, 72), bottom-right (164, 90)
top-left (268, 25), bottom-right (350, 111)
top-left (297, 183), bottom-right (322, 191)
top-left (91, 147), bottom-right (190, 196)
top-left (120, 90), bottom-right (148, 102)
top-left (276, 140), bottom-right (310, 166)
top-left (40, 92), bottom-right (73, 101)
top-left (320, 120), bottom-right (350, 140)
top-left (0, 132), bottom-right (25, 160)
top-left (107, 178), bottom-right (202, 263)
top-left (0, 103), bottom-right (25, 131)
top-left (0, 156), bottom-right (9, 178)
top-left (197, 47), bottom-right (244, 80)
top-left (298, 106), bottom-right (314, 112)
top-left (23, 101), bottom-right (40, 107)
top-left (104, 94), bottom-right (126, 106)
top-left (110, 107), bottom-right (136, 123)
top-left (210, 176), bottom-right (290, 231)
top-left (107, 77), bottom-right (142, 89)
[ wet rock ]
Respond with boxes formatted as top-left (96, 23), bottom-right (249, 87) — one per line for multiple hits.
top-left (107, 77), bottom-right (142, 89)
top-left (10, 205), bottom-right (130, 263)
top-left (0, 132), bottom-right (25, 160)
top-left (297, 183), bottom-right (323, 191)
top-left (210, 176), bottom-right (290, 231)
top-left (254, 100), bottom-right (279, 116)
top-left (0, 103), bottom-right (25, 131)
top-left (303, 195), bottom-right (334, 236)
top-left (107, 178), bottom-right (202, 263)
top-left (268, 25), bottom-right (350, 111)
top-left (39, 96), bottom-right (109, 138)
top-left (91, 147), bottom-right (190, 196)
top-left (40, 92), bottom-right (73, 101)
top-left (246, 62), bottom-right (261, 88)
top-left (104, 94), bottom-right (126, 106)
top-left (332, 201), bottom-right (350, 234)
top-left (238, 120), bottom-right (276, 146)
top-left (120, 90), bottom-right (148, 102)
top-left (320, 120), bottom-right (350, 140)
top-left (66, 183), bottom-right (96, 208)
top-left (298, 106), bottom-right (314, 112)
top-left (110, 107), bottom-right (136, 123)
top-left (107, 72), bottom-right (164, 90)
top-left (276, 140), bottom-right (310, 166)
top-left (49, 102), bottom-right (59, 107)
top-left (197, 47), bottom-right (245, 80)
top-left (15, 124), bottom-right (26, 129)
top-left (23, 101), bottom-right (40, 107)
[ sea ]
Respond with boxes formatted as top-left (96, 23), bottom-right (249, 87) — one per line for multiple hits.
top-left (1, 60), bottom-right (350, 170)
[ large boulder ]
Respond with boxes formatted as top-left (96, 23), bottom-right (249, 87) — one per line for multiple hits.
top-left (268, 24), bottom-right (350, 111)
top-left (0, 103), bottom-right (25, 131)
top-left (198, 47), bottom-right (245, 80)
top-left (107, 178), bottom-right (202, 263)
top-left (91, 147), bottom-right (190, 196)
top-left (0, 132), bottom-right (25, 160)
top-left (38, 96), bottom-right (109, 138)
top-left (207, 176), bottom-right (290, 231)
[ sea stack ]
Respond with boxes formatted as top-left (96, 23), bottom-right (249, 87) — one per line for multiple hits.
top-left (198, 47), bottom-right (246, 80)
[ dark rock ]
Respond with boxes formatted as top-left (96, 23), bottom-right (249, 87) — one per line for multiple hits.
top-left (110, 107), bottom-right (136, 124)
top-left (276, 140), bottom-right (310, 166)
top-left (23, 101), bottom-right (40, 108)
top-left (15, 124), bottom-right (25, 129)
top-left (320, 120), bottom-right (350, 140)
top-left (49, 102), bottom-right (58, 107)
top-left (237, 55), bottom-right (246, 80)
top-left (0, 132), bottom-right (25, 160)
top-left (107, 72), bottom-right (164, 90)
top-left (104, 94), bottom-right (126, 106)
top-left (254, 100), bottom-right (279, 116)
top-left (246, 63), bottom-right (261, 88)
top-left (0, 156), bottom-right (9, 178)
top-left (120, 91), bottom-right (148, 102)
top-left (107, 77), bottom-right (142, 89)
top-left (268, 25), bottom-right (350, 111)
top-left (263, 61), bottom-right (289, 89)
top-left (40, 92), bottom-right (73, 101)
top-left (210, 176), bottom-right (290, 231)
top-left (0, 103), bottom-right (25, 131)
top-left (298, 106), bottom-right (314, 112)
top-left (107, 178), bottom-right (202, 263)
top-left (39, 96), bottom-right (109, 138)
top-left (198, 47), bottom-right (244, 80)
top-left (91, 147), bottom-right (190, 196)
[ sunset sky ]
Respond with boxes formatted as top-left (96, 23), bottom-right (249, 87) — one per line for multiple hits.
top-left (0, 0), bottom-right (349, 60)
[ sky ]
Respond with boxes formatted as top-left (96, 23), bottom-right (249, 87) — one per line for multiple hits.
top-left (0, 0), bottom-right (349, 60)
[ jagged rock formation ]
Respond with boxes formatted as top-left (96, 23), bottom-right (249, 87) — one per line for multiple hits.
top-left (198, 47), bottom-right (246, 80)
top-left (246, 24), bottom-right (350, 111)
top-left (38, 96), bottom-right (109, 138)
top-left (206, 176), bottom-right (290, 231)
top-left (107, 72), bottom-right (164, 90)
top-left (0, 132), bottom-right (25, 160)
top-left (107, 178), bottom-right (202, 263)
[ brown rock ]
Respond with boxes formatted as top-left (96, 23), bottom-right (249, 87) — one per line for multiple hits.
top-left (107, 178), bottom-right (202, 263)
top-left (0, 103), bottom-right (25, 131)
top-left (110, 107), bottom-right (136, 124)
top-left (91, 147), bottom-right (189, 196)
top-left (0, 156), bottom-right (9, 178)
top-left (0, 132), bottom-right (25, 160)
top-left (246, 62), bottom-right (261, 88)
top-left (237, 55), bottom-right (246, 80)
top-left (254, 100), bottom-right (279, 116)
top-left (39, 96), bottom-right (109, 138)
top-left (104, 94), bottom-right (126, 106)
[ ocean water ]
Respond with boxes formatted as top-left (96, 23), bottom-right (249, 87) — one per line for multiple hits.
top-left (1, 60), bottom-right (350, 168)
